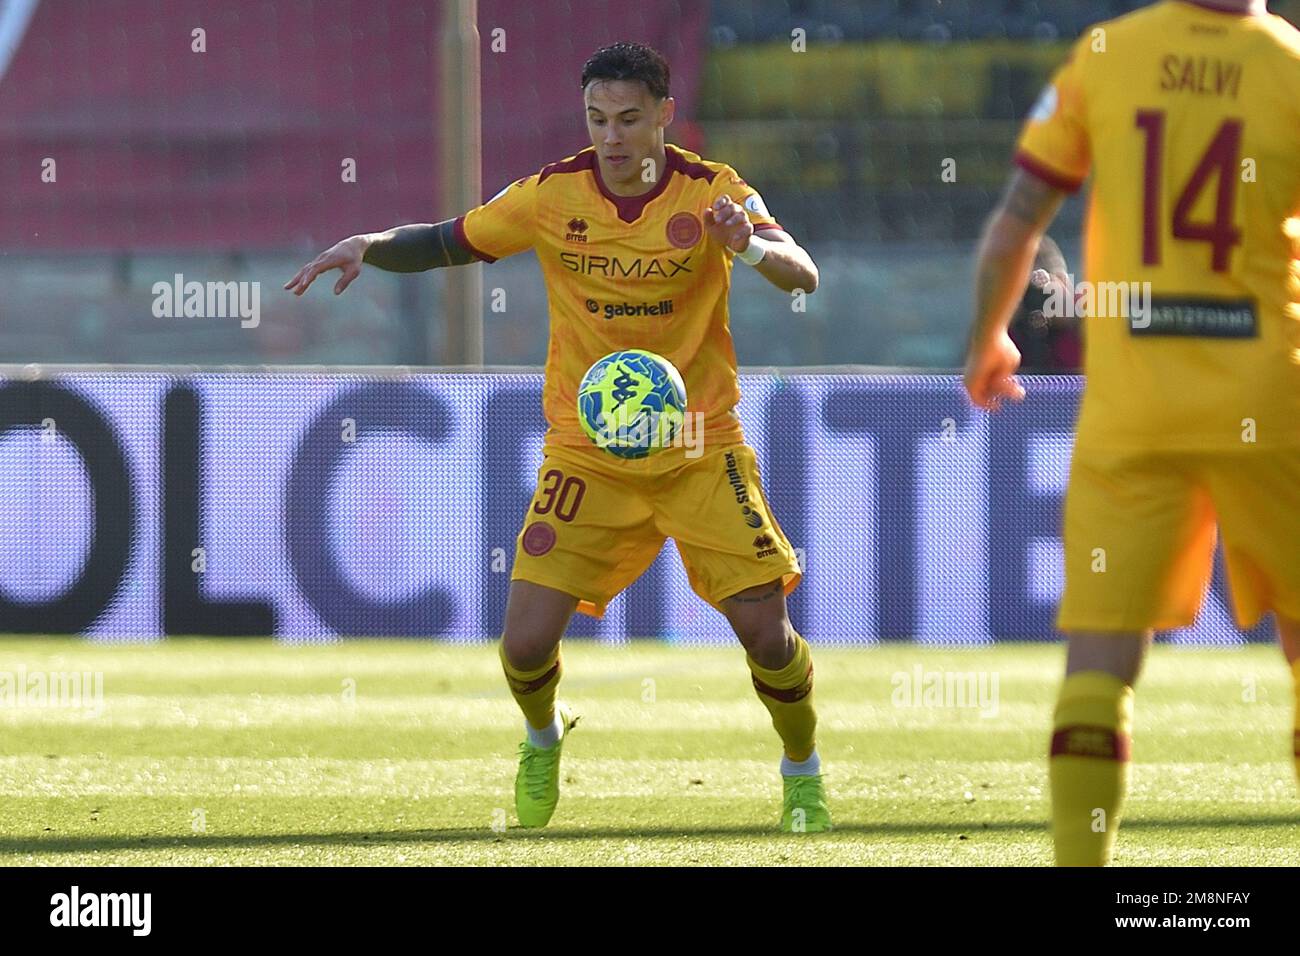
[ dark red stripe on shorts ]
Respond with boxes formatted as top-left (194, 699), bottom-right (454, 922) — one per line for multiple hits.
top-left (1050, 726), bottom-right (1131, 761)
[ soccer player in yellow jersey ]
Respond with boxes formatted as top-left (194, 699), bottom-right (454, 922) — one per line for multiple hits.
top-left (286, 43), bottom-right (831, 832)
top-left (963, 0), bottom-right (1300, 865)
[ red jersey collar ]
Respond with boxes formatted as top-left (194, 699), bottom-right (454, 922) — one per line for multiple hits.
top-left (591, 145), bottom-right (681, 223)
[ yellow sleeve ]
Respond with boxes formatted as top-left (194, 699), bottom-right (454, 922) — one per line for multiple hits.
top-left (713, 165), bottom-right (785, 234)
top-left (456, 174), bottom-right (538, 262)
top-left (1015, 38), bottom-right (1091, 193)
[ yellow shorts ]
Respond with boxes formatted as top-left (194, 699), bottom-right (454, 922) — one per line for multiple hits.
top-left (511, 442), bottom-right (802, 617)
top-left (1058, 445), bottom-right (1300, 632)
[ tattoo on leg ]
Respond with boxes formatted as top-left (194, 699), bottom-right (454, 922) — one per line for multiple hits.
top-left (727, 581), bottom-right (782, 604)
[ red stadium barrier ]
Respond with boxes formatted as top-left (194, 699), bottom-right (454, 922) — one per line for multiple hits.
top-left (0, 0), bottom-right (707, 251)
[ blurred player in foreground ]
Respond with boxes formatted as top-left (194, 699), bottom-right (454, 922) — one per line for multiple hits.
top-left (964, 0), bottom-right (1300, 865)
top-left (286, 43), bottom-right (829, 832)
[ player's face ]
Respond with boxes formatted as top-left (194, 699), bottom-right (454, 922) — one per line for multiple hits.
top-left (583, 79), bottom-right (674, 190)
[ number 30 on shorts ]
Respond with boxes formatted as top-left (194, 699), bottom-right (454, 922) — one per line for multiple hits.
top-left (533, 469), bottom-right (586, 523)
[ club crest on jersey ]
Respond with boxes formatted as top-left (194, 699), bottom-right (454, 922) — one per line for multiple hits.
top-left (666, 211), bottom-right (702, 250)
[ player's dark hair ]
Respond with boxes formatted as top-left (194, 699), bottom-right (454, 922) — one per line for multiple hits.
top-left (581, 42), bottom-right (670, 100)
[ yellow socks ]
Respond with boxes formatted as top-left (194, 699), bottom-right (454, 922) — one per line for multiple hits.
top-left (747, 632), bottom-right (818, 763)
top-left (1291, 659), bottom-right (1300, 787)
top-left (1049, 670), bottom-right (1134, 866)
top-left (500, 641), bottom-right (562, 731)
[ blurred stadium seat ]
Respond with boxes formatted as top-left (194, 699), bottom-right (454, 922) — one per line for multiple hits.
top-left (0, 0), bottom-right (1295, 367)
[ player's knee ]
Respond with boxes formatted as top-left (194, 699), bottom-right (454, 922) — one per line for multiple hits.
top-left (500, 581), bottom-right (575, 670)
top-left (732, 616), bottom-right (795, 670)
top-left (1064, 630), bottom-right (1151, 685)
top-left (501, 626), bottom-right (562, 672)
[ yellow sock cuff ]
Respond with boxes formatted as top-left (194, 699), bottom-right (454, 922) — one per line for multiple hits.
top-left (748, 633), bottom-right (813, 699)
top-left (499, 640), bottom-right (561, 692)
top-left (1291, 660), bottom-right (1300, 754)
top-left (1052, 671), bottom-right (1134, 761)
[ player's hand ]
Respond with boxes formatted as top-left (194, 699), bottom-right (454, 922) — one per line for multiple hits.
top-left (283, 234), bottom-right (371, 296)
top-left (963, 331), bottom-right (1026, 412)
top-left (703, 194), bottom-right (753, 252)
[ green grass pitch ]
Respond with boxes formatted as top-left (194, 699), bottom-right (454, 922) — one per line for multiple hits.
top-left (1, 638), bottom-right (1296, 866)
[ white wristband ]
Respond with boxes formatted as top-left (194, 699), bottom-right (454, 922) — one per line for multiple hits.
top-left (736, 234), bottom-right (771, 266)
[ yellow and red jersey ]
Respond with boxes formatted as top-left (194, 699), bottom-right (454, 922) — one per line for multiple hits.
top-left (1016, 0), bottom-right (1300, 450)
top-left (456, 144), bottom-right (785, 463)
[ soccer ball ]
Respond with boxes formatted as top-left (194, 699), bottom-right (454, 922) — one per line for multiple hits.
top-left (577, 349), bottom-right (688, 459)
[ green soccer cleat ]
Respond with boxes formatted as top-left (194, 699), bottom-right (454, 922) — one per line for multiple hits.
top-left (780, 773), bottom-right (833, 833)
top-left (514, 703), bottom-right (580, 828)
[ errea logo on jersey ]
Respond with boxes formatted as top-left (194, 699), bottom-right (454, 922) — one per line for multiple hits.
top-left (565, 218), bottom-right (589, 243)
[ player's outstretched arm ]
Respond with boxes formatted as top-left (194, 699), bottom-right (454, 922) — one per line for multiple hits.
top-left (703, 195), bottom-right (818, 294)
top-left (283, 220), bottom-right (476, 296)
top-left (963, 169), bottom-right (1067, 410)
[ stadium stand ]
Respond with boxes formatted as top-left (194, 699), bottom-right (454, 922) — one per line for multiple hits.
top-left (0, 0), bottom-right (1295, 366)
